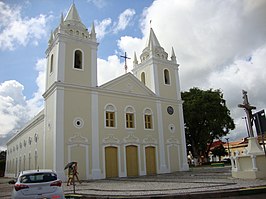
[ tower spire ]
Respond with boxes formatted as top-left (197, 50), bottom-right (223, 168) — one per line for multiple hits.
top-left (171, 47), bottom-right (177, 63)
top-left (133, 51), bottom-right (138, 66)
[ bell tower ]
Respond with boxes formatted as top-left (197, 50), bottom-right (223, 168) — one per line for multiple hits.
top-left (132, 28), bottom-right (181, 100)
top-left (43, 3), bottom-right (98, 180)
top-left (45, 3), bottom-right (98, 91)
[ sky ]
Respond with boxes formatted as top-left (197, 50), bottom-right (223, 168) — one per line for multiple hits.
top-left (0, 0), bottom-right (266, 151)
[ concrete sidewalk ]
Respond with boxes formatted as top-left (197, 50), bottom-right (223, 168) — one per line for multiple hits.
top-left (63, 166), bottom-right (266, 198)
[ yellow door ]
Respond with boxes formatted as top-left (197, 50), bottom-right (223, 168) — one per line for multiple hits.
top-left (105, 147), bottom-right (118, 178)
top-left (126, 145), bottom-right (139, 177)
top-left (145, 146), bottom-right (156, 175)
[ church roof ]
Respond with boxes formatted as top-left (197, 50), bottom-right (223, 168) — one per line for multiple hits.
top-left (140, 28), bottom-right (168, 62)
top-left (63, 3), bottom-right (87, 30)
top-left (145, 28), bottom-right (161, 50)
top-left (65, 3), bottom-right (82, 22)
top-left (100, 73), bottom-right (156, 97)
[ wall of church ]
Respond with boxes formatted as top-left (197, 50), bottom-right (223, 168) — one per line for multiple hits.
top-left (63, 87), bottom-right (92, 179)
top-left (157, 64), bottom-right (179, 100)
top-left (5, 111), bottom-right (45, 177)
top-left (64, 40), bottom-right (93, 87)
top-left (99, 93), bottom-right (160, 177)
top-left (46, 44), bottom-right (58, 90)
top-left (44, 93), bottom-right (56, 169)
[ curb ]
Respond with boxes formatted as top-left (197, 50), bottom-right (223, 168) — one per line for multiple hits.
top-left (65, 186), bottom-right (266, 199)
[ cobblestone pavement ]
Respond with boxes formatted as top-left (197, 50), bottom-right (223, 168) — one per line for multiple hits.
top-left (2, 166), bottom-right (266, 198)
top-left (63, 166), bottom-right (266, 198)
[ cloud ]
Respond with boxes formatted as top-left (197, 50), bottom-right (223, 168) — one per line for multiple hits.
top-left (113, 9), bottom-right (136, 33)
top-left (87, 0), bottom-right (107, 9)
top-left (0, 58), bottom-right (45, 150)
top-left (26, 58), bottom-right (46, 116)
top-left (95, 8), bottom-right (136, 40)
top-left (98, 55), bottom-right (124, 86)
top-left (95, 18), bottom-right (112, 40)
top-left (0, 1), bottom-right (51, 51)
top-left (115, 0), bottom-right (266, 141)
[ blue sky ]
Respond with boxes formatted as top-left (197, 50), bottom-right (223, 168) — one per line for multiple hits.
top-left (1, 0), bottom-right (266, 150)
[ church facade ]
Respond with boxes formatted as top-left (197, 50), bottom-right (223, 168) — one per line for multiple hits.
top-left (5, 4), bottom-right (189, 180)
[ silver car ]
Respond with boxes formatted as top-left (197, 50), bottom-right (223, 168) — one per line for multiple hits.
top-left (11, 169), bottom-right (65, 199)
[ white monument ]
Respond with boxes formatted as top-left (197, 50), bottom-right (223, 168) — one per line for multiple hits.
top-left (231, 90), bottom-right (266, 179)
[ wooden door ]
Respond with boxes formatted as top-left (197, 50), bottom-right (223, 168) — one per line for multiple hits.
top-left (126, 145), bottom-right (139, 177)
top-left (145, 146), bottom-right (156, 175)
top-left (105, 146), bottom-right (118, 178)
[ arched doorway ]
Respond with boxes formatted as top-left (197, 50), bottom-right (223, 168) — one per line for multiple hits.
top-left (145, 146), bottom-right (156, 175)
top-left (126, 145), bottom-right (139, 177)
top-left (105, 146), bottom-right (118, 178)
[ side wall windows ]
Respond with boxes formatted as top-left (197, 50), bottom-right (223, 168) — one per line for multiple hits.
top-left (74, 49), bottom-right (83, 69)
top-left (164, 69), bottom-right (170, 85)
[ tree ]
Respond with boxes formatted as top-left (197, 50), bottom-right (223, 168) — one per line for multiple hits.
top-left (181, 88), bottom-right (235, 163)
top-left (211, 144), bottom-right (228, 161)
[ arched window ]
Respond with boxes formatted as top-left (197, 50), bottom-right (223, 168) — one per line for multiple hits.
top-left (74, 50), bottom-right (82, 69)
top-left (164, 69), bottom-right (170, 85)
top-left (144, 108), bottom-right (153, 129)
top-left (105, 104), bottom-right (116, 128)
top-left (125, 106), bottom-right (136, 129)
top-left (50, 54), bottom-right (54, 73)
top-left (141, 72), bottom-right (146, 85)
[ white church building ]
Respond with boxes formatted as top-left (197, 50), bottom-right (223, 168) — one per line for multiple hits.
top-left (5, 4), bottom-right (189, 180)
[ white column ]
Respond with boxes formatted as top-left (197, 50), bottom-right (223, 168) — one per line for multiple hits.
top-left (91, 45), bottom-right (98, 87)
top-left (153, 64), bottom-right (160, 96)
top-left (53, 88), bottom-right (65, 181)
top-left (57, 41), bottom-right (66, 82)
top-left (91, 91), bottom-right (101, 179)
top-left (251, 155), bottom-right (258, 171)
top-left (156, 101), bottom-right (167, 173)
top-left (178, 103), bottom-right (189, 171)
top-left (174, 66), bottom-right (181, 100)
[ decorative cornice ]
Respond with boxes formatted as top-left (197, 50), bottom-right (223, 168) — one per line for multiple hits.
top-left (68, 133), bottom-right (88, 145)
top-left (102, 134), bottom-right (120, 145)
top-left (123, 134), bottom-right (140, 144)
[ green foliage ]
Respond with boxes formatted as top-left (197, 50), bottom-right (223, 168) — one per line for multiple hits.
top-left (211, 144), bottom-right (228, 158)
top-left (182, 87), bottom-right (235, 159)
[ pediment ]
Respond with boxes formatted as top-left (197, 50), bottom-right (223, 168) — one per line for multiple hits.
top-left (100, 73), bottom-right (156, 97)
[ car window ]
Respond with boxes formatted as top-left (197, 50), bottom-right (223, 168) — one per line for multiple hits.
top-left (20, 173), bottom-right (57, 183)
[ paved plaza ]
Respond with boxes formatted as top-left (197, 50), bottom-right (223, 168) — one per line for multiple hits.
top-left (63, 166), bottom-right (266, 198)
top-left (1, 166), bottom-right (266, 198)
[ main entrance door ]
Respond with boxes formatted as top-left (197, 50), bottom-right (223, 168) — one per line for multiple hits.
top-left (145, 146), bottom-right (156, 175)
top-left (105, 146), bottom-right (118, 178)
top-left (126, 145), bottom-right (139, 177)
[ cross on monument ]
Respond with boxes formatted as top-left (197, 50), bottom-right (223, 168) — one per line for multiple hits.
top-left (120, 52), bottom-right (131, 74)
top-left (238, 90), bottom-right (256, 137)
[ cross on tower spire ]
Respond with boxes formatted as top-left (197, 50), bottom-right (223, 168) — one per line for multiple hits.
top-left (120, 52), bottom-right (131, 73)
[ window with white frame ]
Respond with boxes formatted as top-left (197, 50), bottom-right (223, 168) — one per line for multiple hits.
top-left (141, 72), bottom-right (146, 85)
top-left (164, 69), bottom-right (170, 85)
top-left (74, 49), bottom-right (83, 69)
top-left (50, 54), bottom-right (54, 73)
top-left (105, 104), bottom-right (116, 128)
top-left (125, 106), bottom-right (135, 129)
top-left (144, 108), bottom-right (153, 129)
